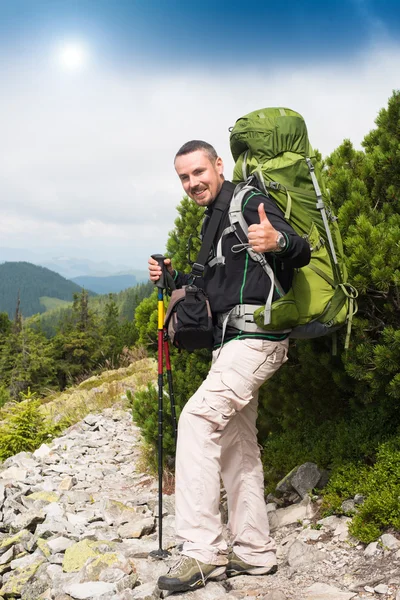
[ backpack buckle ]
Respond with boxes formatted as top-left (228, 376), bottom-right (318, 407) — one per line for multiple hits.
top-left (191, 262), bottom-right (204, 277)
top-left (268, 181), bottom-right (279, 190)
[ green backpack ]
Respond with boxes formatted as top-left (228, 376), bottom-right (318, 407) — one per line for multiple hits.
top-left (229, 107), bottom-right (358, 348)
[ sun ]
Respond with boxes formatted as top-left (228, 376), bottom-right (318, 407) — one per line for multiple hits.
top-left (58, 43), bottom-right (88, 70)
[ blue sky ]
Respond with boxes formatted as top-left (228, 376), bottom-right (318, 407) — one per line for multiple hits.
top-left (1, 0), bottom-right (399, 67)
top-left (0, 0), bottom-right (399, 271)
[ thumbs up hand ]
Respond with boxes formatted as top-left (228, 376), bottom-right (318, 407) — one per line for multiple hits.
top-left (248, 203), bottom-right (279, 253)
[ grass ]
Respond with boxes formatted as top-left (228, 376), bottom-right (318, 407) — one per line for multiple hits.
top-left (41, 357), bottom-right (157, 427)
top-left (39, 296), bottom-right (72, 312)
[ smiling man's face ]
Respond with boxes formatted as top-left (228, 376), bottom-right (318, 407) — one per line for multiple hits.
top-left (174, 149), bottom-right (224, 206)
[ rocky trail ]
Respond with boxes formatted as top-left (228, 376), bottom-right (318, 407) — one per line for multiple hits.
top-left (0, 405), bottom-right (399, 600)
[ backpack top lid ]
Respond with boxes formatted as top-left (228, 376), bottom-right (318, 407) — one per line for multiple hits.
top-left (230, 107), bottom-right (314, 163)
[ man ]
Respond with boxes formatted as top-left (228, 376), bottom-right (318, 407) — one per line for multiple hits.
top-left (148, 140), bottom-right (310, 593)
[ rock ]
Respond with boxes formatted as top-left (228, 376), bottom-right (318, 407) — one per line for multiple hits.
top-left (262, 592), bottom-right (287, 600)
top-left (0, 559), bottom-right (45, 597)
top-left (317, 516), bottom-right (343, 530)
top-left (333, 517), bottom-right (351, 541)
top-left (341, 499), bottom-right (356, 513)
top-left (63, 581), bottom-right (115, 598)
top-left (20, 572), bottom-right (50, 600)
top-left (128, 581), bottom-right (159, 599)
top-left (114, 573), bottom-right (139, 591)
top-left (291, 463), bottom-right (322, 498)
top-left (0, 546), bottom-right (13, 566)
top-left (10, 551), bottom-right (44, 571)
top-left (26, 491), bottom-right (59, 503)
top-left (43, 502), bottom-right (64, 518)
top-left (101, 499), bottom-right (142, 526)
top-left (33, 445), bottom-right (52, 460)
top-left (10, 509), bottom-right (45, 532)
top-left (304, 582), bottom-right (357, 599)
top-left (81, 552), bottom-right (131, 582)
top-left (374, 584), bottom-right (389, 594)
top-left (270, 496), bottom-right (314, 531)
top-left (0, 530), bottom-right (33, 554)
top-left (58, 476), bottom-right (76, 491)
top-left (36, 517), bottom-right (75, 538)
top-left (36, 538), bottom-right (52, 558)
top-left (62, 539), bottom-right (115, 573)
top-left (287, 540), bottom-right (326, 568)
top-left (380, 533), bottom-right (400, 550)
top-left (83, 414), bottom-right (99, 426)
top-left (117, 517), bottom-right (155, 539)
top-left (353, 494), bottom-right (365, 505)
top-left (298, 528), bottom-right (323, 542)
top-left (276, 463), bottom-right (321, 499)
top-left (0, 467), bottom-right (27, 482)
top-left (47, 536), bottom-right (74, 554)
top-left (364, 542), bottom-right (379, 557)
top-left (98, 567), bottom-right (126, 583)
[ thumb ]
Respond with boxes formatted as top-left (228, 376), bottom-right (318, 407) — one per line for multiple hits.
top-left (258, 203), bottom-right (270, 224)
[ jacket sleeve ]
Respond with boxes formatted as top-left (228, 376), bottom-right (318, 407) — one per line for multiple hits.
top-left (243, 191), bottom-right (311, 268)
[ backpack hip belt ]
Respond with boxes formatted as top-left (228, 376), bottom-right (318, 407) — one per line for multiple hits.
top-left (217, 304), bottom-right (291, 344)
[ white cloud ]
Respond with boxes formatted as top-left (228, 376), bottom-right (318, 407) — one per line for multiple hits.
top-left (0, 42), bottom-right (399, 267)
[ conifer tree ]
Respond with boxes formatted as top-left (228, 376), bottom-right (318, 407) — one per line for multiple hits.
top-left (52, 290), bottom-right (102, 388)
top-left (259, 90), bottom-right (400, 484)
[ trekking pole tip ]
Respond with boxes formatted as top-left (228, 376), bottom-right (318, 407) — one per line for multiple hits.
top-left (149, 548), bottom-right (171, 560)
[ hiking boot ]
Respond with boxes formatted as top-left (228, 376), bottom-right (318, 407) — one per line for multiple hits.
top-left (226, 551), bottom-right (278, 577)
top-left (157, 555), bottom-right (226, 592)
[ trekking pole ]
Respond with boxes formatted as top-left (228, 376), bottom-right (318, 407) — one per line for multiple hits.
top-left (149, 254), bottom-right (170, 559)
top-left (163, 333), bottom-right (178, 445)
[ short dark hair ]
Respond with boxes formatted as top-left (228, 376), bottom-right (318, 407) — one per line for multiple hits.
top-left (175, 140), bottom-right (218, 163)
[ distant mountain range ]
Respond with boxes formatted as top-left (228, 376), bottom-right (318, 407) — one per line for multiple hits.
top-left (0, 247), bottom-right (148, 281)
top-left (0, 262), bottom-right (96, 319)
top-left (71, 274), bottom-right (140, 294)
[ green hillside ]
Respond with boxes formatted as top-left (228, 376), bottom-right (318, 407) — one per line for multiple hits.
top-left (0, 262), bottom-right (96, 318)
top-left (39, 297), bottom-right (73, 312)
top-left (34, 280), bottom-right (154, 338)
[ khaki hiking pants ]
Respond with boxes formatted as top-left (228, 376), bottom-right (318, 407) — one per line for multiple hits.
top-left (175, 337), bottom-right (289, 566)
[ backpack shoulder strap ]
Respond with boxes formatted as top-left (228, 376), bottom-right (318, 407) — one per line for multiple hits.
top-left (190, 183), bottom-right (233, 278)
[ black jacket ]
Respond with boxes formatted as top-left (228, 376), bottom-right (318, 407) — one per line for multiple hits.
top-left (175, 180), bottom-right (311, 345)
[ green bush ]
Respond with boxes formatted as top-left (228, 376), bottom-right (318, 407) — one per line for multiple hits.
top-left (321, 436), bottom-right (400, 543)
top-left (0, 397), bottom-right (63, 461)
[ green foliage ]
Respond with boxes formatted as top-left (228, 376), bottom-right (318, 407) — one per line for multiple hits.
top-left (321, 437), bottom-right (400, 543)
top-left (133, 290), bottom-right (159, 351)
top-left (0, 397), bottom-right (60, 461)
top-left (0, 322), bottom-right (57, 398)
top-left (0, 312), bottom-right (11, 337)
top-left (0, 386), bottom-right (10, 408)
top-left (33, 281), bottom-right (153, 339)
